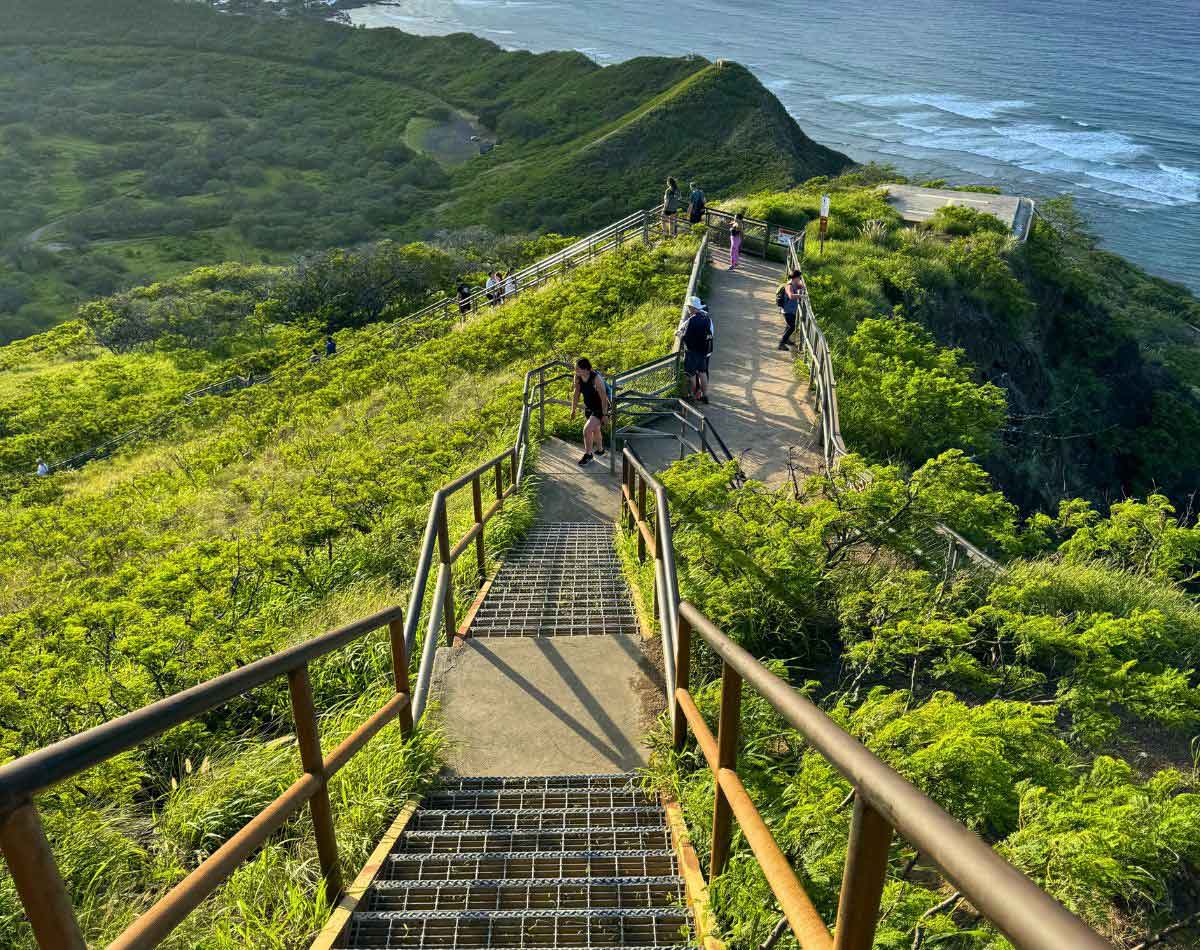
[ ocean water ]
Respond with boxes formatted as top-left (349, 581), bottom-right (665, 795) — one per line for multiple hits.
top-left (348, 0), bottom-right (1200, 293)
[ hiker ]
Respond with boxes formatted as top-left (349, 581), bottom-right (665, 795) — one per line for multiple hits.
top-left (457, 282), bottom-right (472, 316)
top-left (503, 270), bottom-right (517, 302)
top-left (35, 459), bottom-right (49, 477)
top-left (324, 334), bottom-right (336, 357)
top-left (729, 212), bottom-right (744, 269)
top-left (485, 271), bottom-right (500, 306)
top-left (569, 357), bottom-right (609, 466)
top-left (687, 181), bottom-right (706, 225)
top-left (676, 296), bottom-right (714, 403)
top-left (776, 268), bottom-right (807, 351)
top-left (662, 176), bottom-right (681, 235)
top-left (309, 347), bottom-right (321, 364)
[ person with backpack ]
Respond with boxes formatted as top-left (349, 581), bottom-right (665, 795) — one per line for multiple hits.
top-left (687, 181), bottom-right (706, 225)
top-left (676, 296), bottom-right (714, 403)
top-left (729, 212), bottom-right (744, 270)
top-left (776, 269), bottom-right (807, 351)
top-left (662, 177), bottom-right (681, 235)
top-left (457, 282), bottom-right (472, 316)
top-left (570, 357), bottom-right (610, 466)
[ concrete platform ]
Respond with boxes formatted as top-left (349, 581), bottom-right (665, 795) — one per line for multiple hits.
top-left (431, 635), bottom-right (661, 775)
top-left (881, 184), bottom-right (1033, 240)
top-left (535, 436), bottom-right (621, 523)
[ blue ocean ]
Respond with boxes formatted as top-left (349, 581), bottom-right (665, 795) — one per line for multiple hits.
top-left (348, 0), bottom-right (1200, 293)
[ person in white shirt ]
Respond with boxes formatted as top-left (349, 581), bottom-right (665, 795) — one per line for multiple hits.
top-left (36, 459), bottom-right (49, 477)
top-left (485, 271), bottom-right (499, 307)
top-left (503, 271), bottom-right (516, 302)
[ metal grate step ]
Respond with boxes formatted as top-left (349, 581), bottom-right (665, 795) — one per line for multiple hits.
top-left (424, 788), bottom-right (655, 811)
top-left (382, 850), bottom-right (678, 882)
top-left (435, 774), bottom-right (645, 793)
top-left (359, 876), bottom-right (684, 913)
top-left (339, 907), bottom-right (689, 948)
top-left (468, 524), bottom-right (637, 637)
top-left (397, 827), bottom-right (673, 855)
top-left (410, 807), bottom-right (664, 833)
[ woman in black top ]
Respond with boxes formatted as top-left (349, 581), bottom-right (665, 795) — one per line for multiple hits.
top-left (570, 357), bottom-right (609, 465)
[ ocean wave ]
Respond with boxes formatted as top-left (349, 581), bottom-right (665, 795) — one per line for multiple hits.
top-left (1081, 163), bottom-right (1200, 206)
top-left (995, 123), bottom-right (1148, 163)
top-left (832, 92), bottom-right (1029, 120)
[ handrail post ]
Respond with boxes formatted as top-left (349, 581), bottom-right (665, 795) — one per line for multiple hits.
top-left (710, 661), bottom-right (742, 877)
top-left (471, 474), bottom-right (486, 580)
top-left (833, 796), bottom-right (893, 950)
top-left (620, 452), bottom-right (631, 528)
top-left (494, 458), bottom-right (504, 501)
top-left (389, 618), bottom-right (415, 738)
top-left (436, 500), bottom-right (457, 644)
top-left (538, 368), bottom-right (545, 438)
top-left (642, 209), bottom-right (650, 245)
top-left (636, 475), bottom-right (647, 564)
top-left (508, 449), bottom-right (517, 488)
top-left (672, 610), bottom-right (692, 752)
top-left (287, 665), bottom-right (342, 905)
top-left (0, 801), bottom-right (87, 950)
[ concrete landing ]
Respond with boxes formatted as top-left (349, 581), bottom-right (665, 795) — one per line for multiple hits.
top-left (431, 635), bottom-right (660, 775)
top-left (682, 246), bottom-right (822, 485)
top-left (535, 436), bottom-right (621, 523)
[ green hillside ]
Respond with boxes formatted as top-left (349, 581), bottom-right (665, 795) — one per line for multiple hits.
top-left (0, 235), bottom-right (700, 946)
top-left (0, 0), bottom-right (848, 342)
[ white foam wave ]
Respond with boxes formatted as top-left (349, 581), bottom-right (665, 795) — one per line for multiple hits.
top-left (995, 123), bottom-right (1148, 163)
top-left (832, 92), bottom-right (1029, 120)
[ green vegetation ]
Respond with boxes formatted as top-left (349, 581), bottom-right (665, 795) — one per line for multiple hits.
top-left (0, 233), bottom-right (696, 946)
top-left (0, 0), bottom-right (847, 342)
top-left (723, 172), bottom-right (1200, 512)
top-left (632, 453), bottom-right (1200, 948)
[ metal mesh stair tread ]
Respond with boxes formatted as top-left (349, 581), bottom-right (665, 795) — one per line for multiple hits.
top-left (335, 772), bottom-right (691, 948)
top-left (469, 524), bottom-right (637, 637)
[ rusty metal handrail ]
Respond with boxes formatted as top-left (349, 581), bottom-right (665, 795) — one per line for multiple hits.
top-left (617, 449), bottom-right (1106, 947)
top-left (0, 609), bottom-right (416, 949)
top-left (672, 601), bottom-right (1111, 950)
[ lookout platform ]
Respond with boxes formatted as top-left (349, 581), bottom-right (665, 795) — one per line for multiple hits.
top-left (882, 183), bottom-right (1035, 241)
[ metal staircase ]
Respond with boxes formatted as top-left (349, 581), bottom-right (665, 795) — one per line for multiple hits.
top-left (332, 773), bottom-right (690, 949)
top-left (468, 524), bottom-right (638, 638)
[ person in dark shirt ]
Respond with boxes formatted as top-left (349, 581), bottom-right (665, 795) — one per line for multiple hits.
top-left (570, 357), bottom-right (610, 466)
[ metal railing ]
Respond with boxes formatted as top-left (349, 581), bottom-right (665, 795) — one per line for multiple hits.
top-left (0, 358), bottom-right (565, 949)
top-left (0, 606), bottom-right (415, 949)
top-left (618, 447), bottom-right (1109, 949)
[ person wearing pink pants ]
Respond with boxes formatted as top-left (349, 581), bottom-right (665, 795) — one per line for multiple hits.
top-left (729, 212), bottom-right (744, 269)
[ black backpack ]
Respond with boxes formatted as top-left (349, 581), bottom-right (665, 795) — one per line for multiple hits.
top-left (684, 312), bottom-right (713, 354)
top-left (775, 284), bottom-right (788, 308)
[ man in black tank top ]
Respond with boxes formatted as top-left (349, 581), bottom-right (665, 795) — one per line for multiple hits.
top-left (570, 357), bottom-right (610, 466)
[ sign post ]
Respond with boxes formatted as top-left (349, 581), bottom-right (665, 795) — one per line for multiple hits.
top-left (818, 193), bottom-right (830, 254)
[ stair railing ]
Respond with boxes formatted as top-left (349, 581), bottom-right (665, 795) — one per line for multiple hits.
top-left (618, 444), bottom-right (1109, 950)
top-left (0, 605), bottom-right (415, 950)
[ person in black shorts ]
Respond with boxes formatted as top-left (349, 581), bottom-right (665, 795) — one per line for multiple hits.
top-left (676, 296), bottom-right (714, 403)
top-left (570, 357), bottom-right (610, 465)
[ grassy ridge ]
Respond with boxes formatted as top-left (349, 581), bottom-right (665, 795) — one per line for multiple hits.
top-left (0, 0), bottom-right (848, 342)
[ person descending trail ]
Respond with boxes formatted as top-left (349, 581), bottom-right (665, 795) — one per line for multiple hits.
top-left (687, 181), bottom-right (706, 225)
top-left (485, 271), bottom-right (500, 307)
top-left (676, 296), bottom-right (714, 403)
top-left (35, 459), bottom-right (48, 477)
top-left (570, 357), bottom-right (609, 466)
top-left (776, 268), bottom-right (806, 351)
top-left (729, 212), bottom-right (744, 269)
top-left (324, 334), bottom-right (337, 357)
top-left (503, 270), bottom-right (516, 302)
top-left (457, 282), bottom-right (472, 316)
top-left (662, 176), bottom-right (681, 235)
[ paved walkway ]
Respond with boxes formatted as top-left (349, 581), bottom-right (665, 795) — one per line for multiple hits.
top-left (631, 246), bottom-right (822, 486)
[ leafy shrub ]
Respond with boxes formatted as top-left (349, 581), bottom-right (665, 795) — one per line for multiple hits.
top-left (929, 204), bottom-right (1008, 237)
top-left (836, 315), bottom-right (1008, 464)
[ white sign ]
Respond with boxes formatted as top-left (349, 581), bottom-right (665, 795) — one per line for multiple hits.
top-left (820, 194), bottom-right (831, 217)
top-left (773, 227), bottom-right (800, 246)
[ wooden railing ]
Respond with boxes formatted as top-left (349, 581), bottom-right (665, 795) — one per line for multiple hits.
top-left (619, 446), bottom-right (1109, 949)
